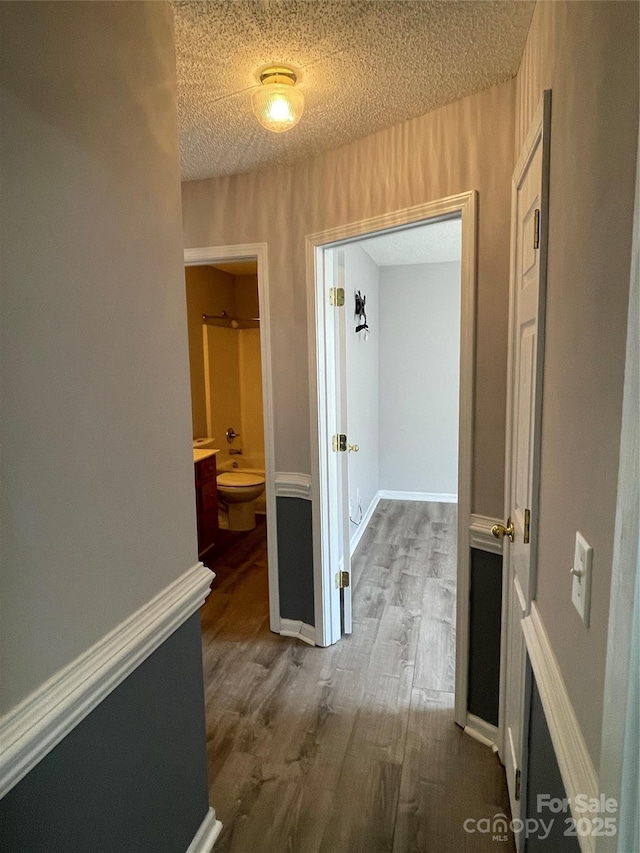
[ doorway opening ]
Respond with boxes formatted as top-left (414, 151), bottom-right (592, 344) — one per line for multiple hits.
top-left (307, 192), bottom-right (477, 730)
top-left (184, 244), bottom-right (279, 634)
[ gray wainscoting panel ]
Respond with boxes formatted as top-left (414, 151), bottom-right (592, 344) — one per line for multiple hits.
top-left (276, 496), bottom-right (315, 626)
top-left (468, 547), bottom-right (502, 725)
top-left (526, 677), bottom-right (581, 852)
top-left (0, 613), bottom-right (209, 853)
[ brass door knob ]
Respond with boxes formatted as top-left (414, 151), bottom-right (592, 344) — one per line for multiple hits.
top-left (348, 444), bottom-right (359, 453)
top-left (491, 517), bottom-right (515, 542)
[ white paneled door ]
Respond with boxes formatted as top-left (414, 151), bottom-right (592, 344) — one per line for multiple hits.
top-left (498, 90), bottom-right (551, 845)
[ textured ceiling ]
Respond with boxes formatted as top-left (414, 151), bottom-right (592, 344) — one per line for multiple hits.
top-left (173, 0), bottom-right (534, 181)
top-left (359, 217), bottom-right (461, 267)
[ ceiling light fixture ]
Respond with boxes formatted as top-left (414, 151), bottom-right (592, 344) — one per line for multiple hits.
top-left (251, 66), bottom-right (304, 133)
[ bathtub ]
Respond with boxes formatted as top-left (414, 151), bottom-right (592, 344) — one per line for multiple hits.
top-left (216, 454), bottom-right (267, 514)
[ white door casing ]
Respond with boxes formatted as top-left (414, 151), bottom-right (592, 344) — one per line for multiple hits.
top-left (498, 90), bottom-right (551, 840)
top-left (183, 244), bottom-right (280, 635)
top-left (307, 191), bottom-right (477, 732)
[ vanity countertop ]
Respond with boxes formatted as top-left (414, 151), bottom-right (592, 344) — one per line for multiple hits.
top-left (193, 448), bottom-right (220, 463)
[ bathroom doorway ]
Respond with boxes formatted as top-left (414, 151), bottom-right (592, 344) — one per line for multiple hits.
top-left (184, 244), bottom-right (280, 634)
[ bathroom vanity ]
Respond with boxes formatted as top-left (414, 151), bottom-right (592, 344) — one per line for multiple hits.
top-left (193, 449), bottom-right (219, 555)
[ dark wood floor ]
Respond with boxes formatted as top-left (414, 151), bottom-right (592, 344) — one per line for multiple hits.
top-left (200, 501), bottom-right (515, 852)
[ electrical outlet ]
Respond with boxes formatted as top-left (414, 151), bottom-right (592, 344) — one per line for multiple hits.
top-left (571, 532), bottom-right (592, 626)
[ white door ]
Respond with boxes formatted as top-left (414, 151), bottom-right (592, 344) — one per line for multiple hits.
top-left (497, 91), bottom-right (551, 841)
top-left (318, 247), bottom-right (352, 642)
top-left (334, 250), bottom-right (352, 634)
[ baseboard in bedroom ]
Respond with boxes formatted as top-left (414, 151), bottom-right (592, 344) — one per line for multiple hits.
top-left (349, 492), bottom-right (381, 555)
top-left (378, 490), bottom-right (457, 503)
top-left (186, 808), bottom-right (223, 853)
top-left (279, 619), bottom-right (316, 646)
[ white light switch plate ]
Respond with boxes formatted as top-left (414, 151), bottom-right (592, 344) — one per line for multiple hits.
top-left (572, 532), bottom-right (592, 626)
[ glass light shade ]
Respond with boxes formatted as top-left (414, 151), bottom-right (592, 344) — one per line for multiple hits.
top-left (251, 82), bottom-right (304, 133)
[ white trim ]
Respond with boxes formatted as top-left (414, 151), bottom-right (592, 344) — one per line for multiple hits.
top-left (279, 619), bottom-right (316, 646)
top-left (469, 514), bottom-right (504, 555)
top-left (184, 244), bottom-right (280, 635)
top-left (350, 491), bottom-right (381, 555)
top-left (186, 808), bottom-right (223, 853)
top-left (464, 713), bottom-right (499, 751)
top-left (377, 490), bottom-right (457, 503)
top-left (306, 192), bottom-right (477, 672)
top-left (522, 602), bottom-right (599, 853)
top-left (274, 472), bottom-right (312, 500)
top-left (0, 562), bottom-right (214, 799)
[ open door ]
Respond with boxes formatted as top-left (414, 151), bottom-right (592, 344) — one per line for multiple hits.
top-left (497, 90), bottom-right (551, 843)
top-left (313, 246), bottom-right (352, 645)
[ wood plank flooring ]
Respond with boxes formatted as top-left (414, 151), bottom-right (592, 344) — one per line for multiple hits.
top-left (200, 501), bottom-right (515, 852)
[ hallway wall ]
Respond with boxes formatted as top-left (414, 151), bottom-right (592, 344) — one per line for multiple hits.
top-left (182, 77), bottom-right (516, 519)
top-left (515, 0), bottom-right (639, 768)
top-left (0, 2), bottom-right (211, 846)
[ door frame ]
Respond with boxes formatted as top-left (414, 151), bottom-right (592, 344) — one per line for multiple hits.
top-left (497, 90), bottom-right (552, 802)
top-left (306, 192), bottom-right (478, 726)
top-left (184, 243), bottom-right (280, 633)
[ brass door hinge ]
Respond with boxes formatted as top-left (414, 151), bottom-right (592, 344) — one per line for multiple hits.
top-left (329, 287), bottom-right (345, 307)
top-left (533, 209), bottom-right (540, 249)
top-left (332, 434), bottom-right (347, 452)
top-left (524, 508), bottom-right (531, 544)
top-left (515, 768), bottom-right (521, 801)
top-left (336, 570), bottom-right (350, 589)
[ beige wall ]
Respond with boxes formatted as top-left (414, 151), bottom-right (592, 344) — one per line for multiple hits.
top-left (184, 265), bottom-right (235, 438)
top-left (182, 79), bottom-right (517, 517)
top-left (0, 2), bottom-right (195, 712)
top-left (515, 1), bottom-right (639, 767)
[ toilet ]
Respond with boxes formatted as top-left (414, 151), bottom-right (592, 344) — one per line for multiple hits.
top-left (216, 471), bottom-right (266, 531)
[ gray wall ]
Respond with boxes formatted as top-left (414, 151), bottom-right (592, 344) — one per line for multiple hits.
top-left (277, 497), bottom-right (315, 626)
top-left (0, 1), bottom-right (198, 713)
top-left (0, 3), bottom-right (211, 844)
top-left (379, 261), bottom-right (461, 496)
top-left (515, 0), bottom-right (639, 767)
top-left (525, 677), bottom-right (581, 852)
top-left (0, 615), bottom-right (210, 853)
top-left (467, 548), bottom-right (502, 726)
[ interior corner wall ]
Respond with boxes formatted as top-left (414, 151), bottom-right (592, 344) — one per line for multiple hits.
top-left (344, 244), bottom-right (380, 534)
top-left (0, 5), bottom-right (210, 845)
top-left (515, 0), bottom-right (639, 767)
top-left (379, 261), bottom-right (461, 496)
top-left (181, 77), bottom-right (516, 520)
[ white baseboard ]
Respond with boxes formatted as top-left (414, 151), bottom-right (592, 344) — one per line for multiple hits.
top-left (522, 603), bottom-right (598, 853)
top-left (469, 514), bottom-right (504, 555)
top-left (464, 713), bottom-right (499, 751)
top-left (186, 808), bottom-right (223, 852)
top-left (280, 618), bottom-right (316, 646)
top-left (0, 562), bottom-right (214, 799)
top-left (274, 472), bottom-right (312, 500)
top-left (350, 492), bottom-right (381, 555)
top-left (378, 490), bottom-right (457, 503)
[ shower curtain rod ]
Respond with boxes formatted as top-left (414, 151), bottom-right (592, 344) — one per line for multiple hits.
top-left (202, 311), bottom-right (260, 323)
